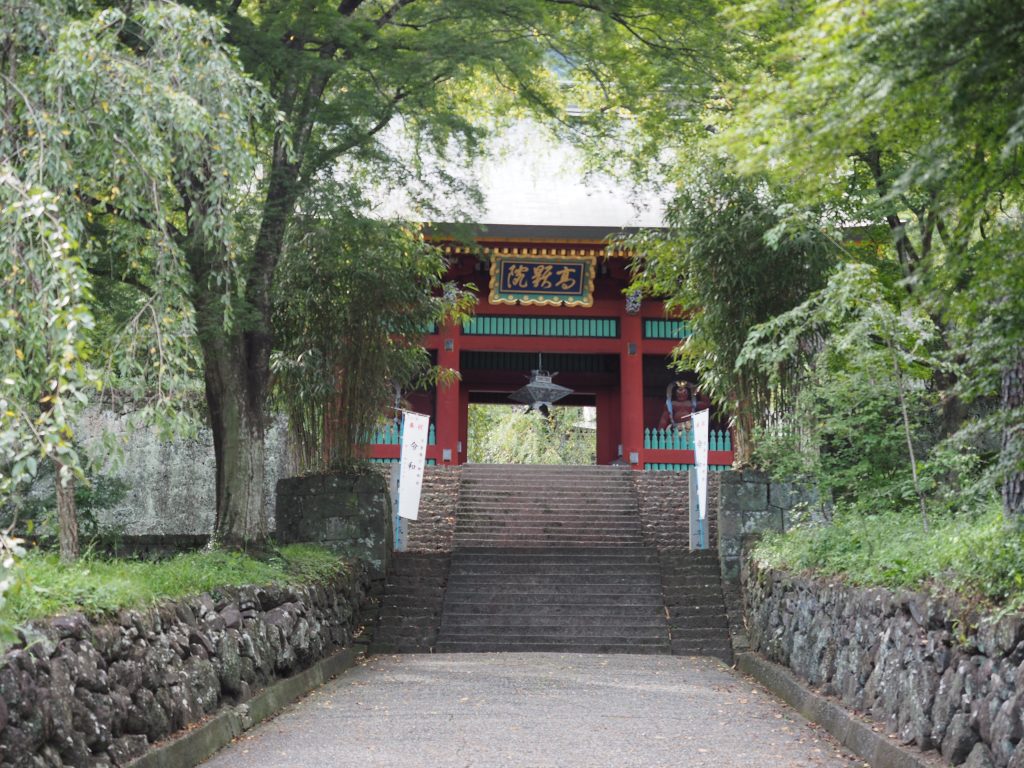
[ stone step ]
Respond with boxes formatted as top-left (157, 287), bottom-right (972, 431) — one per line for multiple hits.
top-left (446, 579), bottom-right (663, 590)
top-left (381, 583), bottom-right (448, 594)
top-left (457, 516), bottom-right (640, 523)
top-left (450, 550), bottom-right (657, 563)
top-left (436, 632), bottom-right (670, 644)
top-left (442, 576), bottom-right (663, 588)
top-left (458, 507), bottom-right (638, 515)
top-left (374, 610), bottom-right (442, 622)
top-left (441, 600), bottom-right (665, 614)
top-left (668, 615), bottom-right (730, 629)
top-left (460, 485), bottom-right (635, 492)
top-left (453, 545), bottom-right (651, 555)
top-left (662, 568), bottom-right (723, 577)
top-left (447, 569), bottom-right (662, 580)
top-left (460, 494), bottom-right (636, 500)
top-left (444, 593), bottom-right (665, 607)
top-left (435, 641), bottom-right (669, 654)
top-left (456, 514), bottom-right (639, 521)
top-left (448, 559), bottom-right (661, 571)
top-left (660, 553), bottom-right (721, 563)
top-left (370, 552), bottom-right (450, 655)
top-left (453, 535), bottom-right (643, 544)
top-left (440, 618), bottom-right (668, 633)
top-left (661, 559), bottom-right (722, 568)
top-left (445, 583), bottom-right (665, 596)
top-left (460, 490), bottom-right (635, 496)
top-left (659, 603), bottom-right (727, 617)
top-left (453, 544), bottom-right (645, 551)
top-left (664, 592), bottom-right (726, 602)
top-left (455, 530), bottom-right (643, 537)
top-left (457, 515), bottom-right (640, 522)
top-left (460, 496), bottom-right (635, 503)
top-left (454, 525), bottom-right (642, 535)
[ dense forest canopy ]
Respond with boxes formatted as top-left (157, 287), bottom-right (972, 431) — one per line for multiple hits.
top-left (1, 0), bottom-right (1021, 567)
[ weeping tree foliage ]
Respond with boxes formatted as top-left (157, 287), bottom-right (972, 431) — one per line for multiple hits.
top-left (1, 1), bottom-right (262, 558)
top-left (271, 207), bottom-right (471, 472)
top-left (467, 405), bottom-right (596, 465)
top-left (627, 158), bottom-right (835, 464)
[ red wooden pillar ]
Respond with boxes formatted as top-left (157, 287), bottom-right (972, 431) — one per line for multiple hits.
top-left (458, 386), bottom-right (470, 464)
top-left (436, 319), bottom-right (461, 465)
top-left (620, 313), bottom-right (645, 469)
top-left (595, 388), bottom-right (618, 465)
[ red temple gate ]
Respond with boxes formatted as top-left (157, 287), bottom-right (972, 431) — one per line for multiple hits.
top-left (366, 227), bottom-right (735, 471)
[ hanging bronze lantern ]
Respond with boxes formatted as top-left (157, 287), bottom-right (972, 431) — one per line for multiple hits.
top-left (509, 357), bottom-right (573, 411)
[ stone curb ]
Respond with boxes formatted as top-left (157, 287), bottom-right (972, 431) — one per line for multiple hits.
top-left (128, 645), bottom-right (363, 768)
top-left (736, 652), bottom-right (946, 768)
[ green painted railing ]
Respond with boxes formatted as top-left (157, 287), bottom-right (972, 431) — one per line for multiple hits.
top-left (368, 422), bottom-right (436, 446)
top-left (462, 315), bottom-right (619, 338)
top-left (369, 457), bottom-right (437, 466)
top-left (643, 318), bottom-right (692, 340)
top-left (643, 427), bottom-right (732, 451)
top-left (644, 463), bottom-right (732, 472)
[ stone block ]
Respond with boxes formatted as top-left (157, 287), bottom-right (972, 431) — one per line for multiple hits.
top-left (275, 471), bottom-right (391, 578)
top-left (720, 471), bottom-right (768, 513)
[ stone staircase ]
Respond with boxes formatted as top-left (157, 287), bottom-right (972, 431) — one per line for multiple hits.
top-left (436, 546), bottom-right (669, 653)
top-left (436, 465), bottom-right (670, 653)
top-left (370, 552), bottom-right (450, 654)
top-left (452, 465), bottom-right (645, 549)
top-left (660, 549), bottom-right (733, 663)
top-left (372, 464), bottom-right (733, 661)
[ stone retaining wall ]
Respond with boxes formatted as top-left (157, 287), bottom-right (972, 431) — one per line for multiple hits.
top-left (632, 471), bottom-right (719, 550)
top-left (0, 565), bottom-right (371, 768)
top-left (744, 560), bottom-right (1024, 768)
top-left (404, 467), bottom-right (461, 553)
top-left (717, 471), bottom-right (825, 582)
top-left (77, 409), bottom-right (292, 537)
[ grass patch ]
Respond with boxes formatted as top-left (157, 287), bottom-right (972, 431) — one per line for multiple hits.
top-left (1, 544), bottom-right (349, 626)
top-left (752, 504), bottom-right (1024, 611)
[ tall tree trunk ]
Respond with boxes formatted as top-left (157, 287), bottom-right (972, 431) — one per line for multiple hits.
top-left (53, 459), bottom-right (78, 562)
top-left (185, 125), bottom-right (303, 550)
top-left (200, 331), bottom-right (268, 551)
top-left (1002, 351), bottom-right (1024, 524)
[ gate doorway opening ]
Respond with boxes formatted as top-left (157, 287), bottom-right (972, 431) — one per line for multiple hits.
top-left (466, 403), bottom-right (597, 465)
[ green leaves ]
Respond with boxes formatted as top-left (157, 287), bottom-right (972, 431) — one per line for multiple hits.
top-left (0, 174), bottom-right (93, 498)
top-left (626, 157), bottom-right (835, 460)
top-left (741, 263), bottom-right (943, 516)
top-left (753, 504), bottom-right (1024, 611)
top-left (1, 1), bottom-right (265, 515)
top-left (468, 405), bottom-right (595, 465)
top-left (270, 201), bottom-right (462, 469)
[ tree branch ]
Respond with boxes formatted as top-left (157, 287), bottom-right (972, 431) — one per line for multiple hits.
top-left (854, 147), bottom-right (921, 279)
top-left (376, 0), bottom-right (418, 28)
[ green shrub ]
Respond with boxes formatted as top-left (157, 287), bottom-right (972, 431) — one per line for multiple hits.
top-left (753, 504), bottom-right (1024, 611)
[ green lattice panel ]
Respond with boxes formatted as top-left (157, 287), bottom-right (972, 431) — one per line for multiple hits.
top-left (462, 315), bottom-right (619, 338)
top-left (643, 319), bottom-right (692, 340)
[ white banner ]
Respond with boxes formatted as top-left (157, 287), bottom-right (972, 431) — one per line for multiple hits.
top-left (692, 409), bottom-right (710, 523)
top-left (398, 411), bottom-right (430, 520)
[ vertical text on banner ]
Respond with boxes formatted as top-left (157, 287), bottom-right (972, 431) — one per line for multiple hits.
top-left (692, 409), bottom-right (710, 548)
top-left (398, 411), bottom-right (430, 521)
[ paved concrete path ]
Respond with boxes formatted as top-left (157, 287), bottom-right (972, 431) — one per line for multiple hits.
top-left (202, 654), bottom-right (864, 768)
